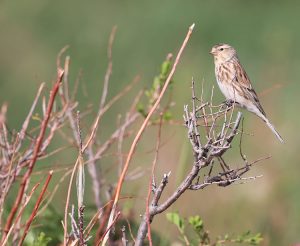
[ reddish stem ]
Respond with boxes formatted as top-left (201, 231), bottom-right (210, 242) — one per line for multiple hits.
top-left (96, 211), bottom-right (121, 246)
top-left (18, 171), bottom-right (54, 246)
top-left (2, 70), bottom-right (64, 240)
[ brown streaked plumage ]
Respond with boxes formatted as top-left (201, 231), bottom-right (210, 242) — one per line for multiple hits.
top-left (210, 43), bottom-right (283, 143)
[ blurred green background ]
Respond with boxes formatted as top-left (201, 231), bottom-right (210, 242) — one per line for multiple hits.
top-left (0, 0), bottom-right (299, 245)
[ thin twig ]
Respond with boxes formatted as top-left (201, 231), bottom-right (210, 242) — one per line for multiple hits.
top-left (189, 175), bottom-right (263, 190)
top-left (121, 226), bottom-right (127, 246)
top-left (99, 26), bottom-right (117, 110)
top-left (83, 76), bottom-right (140, 153)
top-left (146, 114), bottom-right (163, 246)
top-left (102, 23), bottom-right (195, 245)
top-left (2, 69), bottom-right (64, 240)
top-left (18, 171), bottom-right (53, 246)
top-left (17, 83), bottom-right (45, 148)
top-left (64, 158), bottom-right (80, 245)
top-left (1, 183), bottom-right (40, 245)
top-left (96, 211), bottom-right (121, 246)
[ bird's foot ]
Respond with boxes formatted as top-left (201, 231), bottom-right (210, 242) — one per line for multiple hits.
top-left (221, 100), bottom-right (235, 110)
top-left (224, 99), bottom-right (235, 107)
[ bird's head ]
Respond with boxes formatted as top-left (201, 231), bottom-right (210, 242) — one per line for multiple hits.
top-left (210, 43), bottom-right (237, 64)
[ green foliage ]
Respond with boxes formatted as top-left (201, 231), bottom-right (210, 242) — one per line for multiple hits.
top-left (22, 205), bottom-right (63, 245)
top-left (188, 215), bottom-right (203, 231)
top-left (137, 102), bottom-right (148, 118)
top-left (230, 231), bottom-right (263, 245)
top-left (166, 212), bottom-right (263, 246)
top-left (162, 110), bottom-right (172, 121)
top-left (146, 54), bottom-right (173, 105)
top-left (166, 212), bottom-right (185, 234)
top-left (137, 54), bottom-right (174, 121)
top-left (188, 215), bottom-right (210, 244)
top-left (32, 232), bottom-right (52, 246)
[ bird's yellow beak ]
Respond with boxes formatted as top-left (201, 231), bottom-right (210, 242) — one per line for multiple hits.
top-left (209, 50), bottom-right (215, 55)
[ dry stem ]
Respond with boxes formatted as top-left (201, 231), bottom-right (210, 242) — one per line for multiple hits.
top-left (102, 23), bottom-right (195, 245)
top-left (2, 69), bottom-right (64, 240)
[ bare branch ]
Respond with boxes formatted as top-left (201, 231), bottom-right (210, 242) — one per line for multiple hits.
top-left (103, 23), bottom-right (195, 245)
top-left (134, 75), bottom-right (265, 245)
top-left (2, 69), bottom-right (64, 240)
top-left (18, 171), bottom-right (53, 246)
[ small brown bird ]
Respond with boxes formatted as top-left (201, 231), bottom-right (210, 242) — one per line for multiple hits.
top-left (210, 43), bottom-right (283, 143)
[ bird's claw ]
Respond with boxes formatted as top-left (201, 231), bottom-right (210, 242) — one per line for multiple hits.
top-left (221, 100), bottom-right (235, 110)
top-left (224, 99), bottom-right (234, 107)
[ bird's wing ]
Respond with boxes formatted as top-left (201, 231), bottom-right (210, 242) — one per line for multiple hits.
top-left (232, 61), bottom-right (266, 116)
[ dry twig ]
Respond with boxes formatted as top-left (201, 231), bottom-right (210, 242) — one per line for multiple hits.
top-left (2, 69), bottom-right (64, 240)
top-left (102, 23), bottom-right (195, 246)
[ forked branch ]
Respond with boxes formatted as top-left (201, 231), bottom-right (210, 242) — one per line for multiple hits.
top-left (135, 79), bottom-right (264, 246)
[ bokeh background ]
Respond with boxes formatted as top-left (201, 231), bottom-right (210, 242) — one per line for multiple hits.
top-left (0, 0), bottom-right (299, 245)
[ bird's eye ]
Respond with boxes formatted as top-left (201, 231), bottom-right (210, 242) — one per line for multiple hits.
top-left (219, 48), bottom-right (224, 51)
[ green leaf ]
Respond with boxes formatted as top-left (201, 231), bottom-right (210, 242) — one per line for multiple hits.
top-left (246, 233), bottom-right (263, 245)
top-left (145, 89), bottom-right (151, 98)
top-left (188, 215), bottom-right (203, 233)
top-left (163, 111), bottom-right (172, 121)
top-left (32, 232), bottom-right (52, 246)
top-left (153, 77), bottom-right (161, 90)
top-left (161, 60), bottom-right (171, 77)
top-left (136, 103), bottom-right (147, 117)
top-left (232, 231), bottom-right (263, 245)
top-left (166, 212), bottom-right (185, 232)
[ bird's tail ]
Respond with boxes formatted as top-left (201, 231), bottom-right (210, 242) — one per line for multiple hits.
top-left (259, 114), bottom-right (284, 143)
